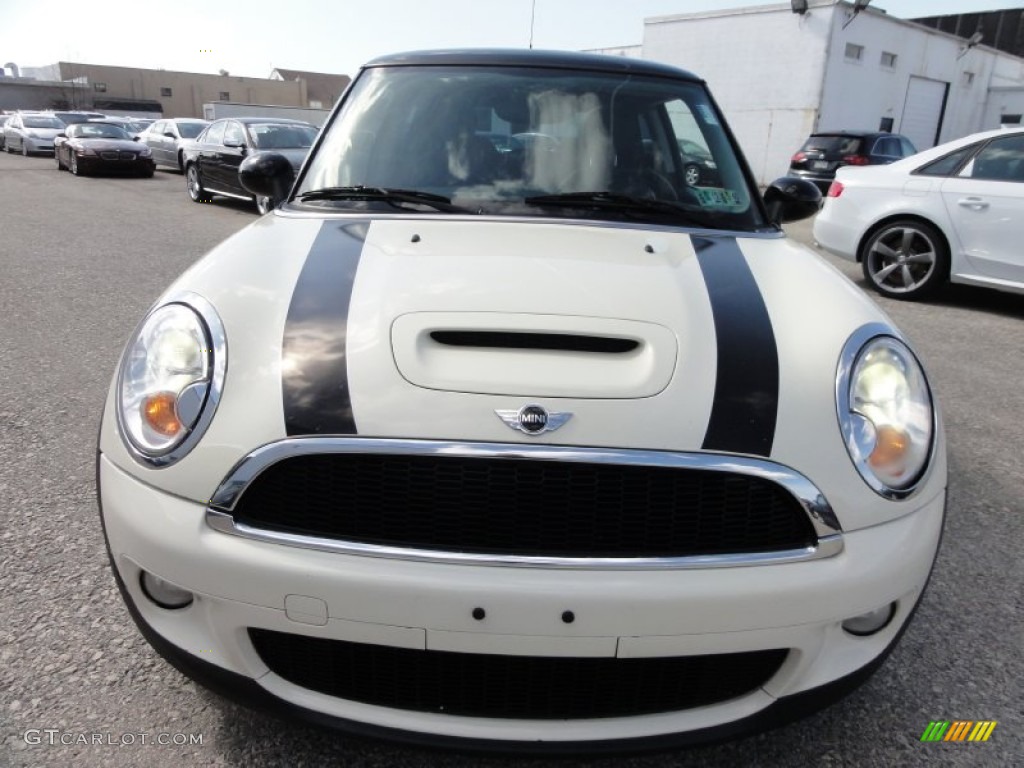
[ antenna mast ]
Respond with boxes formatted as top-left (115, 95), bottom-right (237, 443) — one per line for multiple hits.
top-left (529, 0), bottom-right (537, 49)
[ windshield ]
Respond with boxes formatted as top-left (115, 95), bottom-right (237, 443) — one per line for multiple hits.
top-left (298, 65), bottom-right (761, 229)
top-left (24, 116), bottom-right (64, 129)
top-left (73, 124), bottom-right (130, 139)
top-left (177, 122), bottom-right (206, 139)
top-left (250, 123), bottom-right (318, 149)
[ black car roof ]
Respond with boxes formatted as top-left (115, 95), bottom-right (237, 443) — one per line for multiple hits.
top-left (364, 49), bottom-right (702, 83)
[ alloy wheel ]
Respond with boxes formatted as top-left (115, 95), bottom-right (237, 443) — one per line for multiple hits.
top-left (861, 220), bottom-right (948, 299)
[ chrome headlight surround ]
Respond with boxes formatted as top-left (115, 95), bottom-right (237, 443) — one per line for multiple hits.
top-left (115, 291), bottom-right (226, 468)
top-left (836, 324), bottom-right (936, 499)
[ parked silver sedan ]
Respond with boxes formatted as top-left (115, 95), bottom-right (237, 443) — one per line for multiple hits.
top-left (3, 113), bottom-right (65, 155)
top-left (138, 118), bottom-right (209, 171)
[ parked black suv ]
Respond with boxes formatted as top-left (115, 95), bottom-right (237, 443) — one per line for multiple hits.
top-left (788, 131), bottom-right (917, 192)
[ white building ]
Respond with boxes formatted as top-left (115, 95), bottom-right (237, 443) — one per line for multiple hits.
top-left (638, 0), bottom-right (1024, 184)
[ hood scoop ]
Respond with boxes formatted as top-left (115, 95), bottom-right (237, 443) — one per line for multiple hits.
top-left (429, 330), bottom-right (640, 355)
top-left (392, 312), bottom-right (677, 399)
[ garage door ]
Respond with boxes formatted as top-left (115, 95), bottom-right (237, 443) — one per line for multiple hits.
top-left (900, 77), bottom-right (948, 150)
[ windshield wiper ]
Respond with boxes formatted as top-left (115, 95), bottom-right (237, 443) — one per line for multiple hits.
top-left (296, 186), bottom-right (472, 213)
top-left (524, 191), bottom-right (724, 227)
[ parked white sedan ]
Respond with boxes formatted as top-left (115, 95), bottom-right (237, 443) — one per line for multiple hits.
top-left (814, 127), bottom-right (1024, 299)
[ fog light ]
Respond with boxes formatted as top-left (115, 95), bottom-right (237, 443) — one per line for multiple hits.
top-left (842, 603), bottom-right (896, 636)
top-left (140, 571), bottom-right (193, 609)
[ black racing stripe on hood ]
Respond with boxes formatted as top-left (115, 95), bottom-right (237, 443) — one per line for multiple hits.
top-left (282, 220), bottom-right (369, 436)
top-left (694, 236), bottom-right (779, 457)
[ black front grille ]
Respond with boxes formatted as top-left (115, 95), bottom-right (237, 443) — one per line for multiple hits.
top-left (249, 629), bottom-right (788, 720)
top-left (230, 453), bottom-right (816, 558)
top-left (98, 150), bottom-right (138, 161)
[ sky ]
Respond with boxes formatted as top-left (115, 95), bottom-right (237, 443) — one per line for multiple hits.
top-left (0, 0), bottom-right (1012, 80)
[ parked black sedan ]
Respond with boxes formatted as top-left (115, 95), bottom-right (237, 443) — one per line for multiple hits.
top-left (677, 138), bottom-right (719, 186)
top-left (55, 122), bottom-right (155, 177)
top-left (182, 117), bottom-right (317, 213)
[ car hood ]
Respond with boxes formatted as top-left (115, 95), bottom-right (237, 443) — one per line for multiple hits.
top-left (99, 215), bottom-right (945, 530)
top-left (76, 138), bottom-right (144, 151)
top-left (24, 127), bottom-right (63, 138)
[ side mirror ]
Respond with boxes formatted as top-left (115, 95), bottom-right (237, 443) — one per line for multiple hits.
top-left (239, 151), bottom-right (295, 207)
top-left (163, 131), bottom-right (175, 138)
top-left (132, 136), bottom-right (140, 142)
top-left (763, 177), bottom-right (822, 224)
top-left (56, 133), bottom-right (67, 139)
top-left (223, 137), bottom-right (244, 149)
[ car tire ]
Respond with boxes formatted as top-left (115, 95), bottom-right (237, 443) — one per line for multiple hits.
top-left (177, 151), bottom-right (185, 173)
top-left (186, 164), bottom-right (213, 202)
top-left (860, 219), bottom-right (950, 300)
top-left (683, 163), bottom-right (702, 187)
top-left (70, 153), bottom-right (86, 176)
top-left (21, 142), bottom-right (29, 156)
top-left (56, 151), bottom-right (65, 171)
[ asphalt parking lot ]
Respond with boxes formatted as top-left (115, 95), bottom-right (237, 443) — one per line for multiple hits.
top-left (1, 149), bottom-right (1021, 768)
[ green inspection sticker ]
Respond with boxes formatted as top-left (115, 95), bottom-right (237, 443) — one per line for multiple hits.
top-left (694, 187), bottom-right (739, 207)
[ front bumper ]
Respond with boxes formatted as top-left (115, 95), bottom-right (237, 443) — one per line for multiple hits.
top-left (99, 453), bottom-right (944, 748)
top-left (77, 154), bottom-right (155, 174)
top-left (24, 137), bottom-right (55, 154)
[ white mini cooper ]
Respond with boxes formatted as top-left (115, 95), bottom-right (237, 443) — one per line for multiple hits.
top-left (98, 50), bottom-right (946, 752)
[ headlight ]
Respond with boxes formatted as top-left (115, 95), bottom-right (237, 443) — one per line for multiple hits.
top-left (116, 293), bottom-right (226, 466)
top-left (837, 327), bottom-right (934, 497)
top-left (138, 147), bottom-right (152, 157)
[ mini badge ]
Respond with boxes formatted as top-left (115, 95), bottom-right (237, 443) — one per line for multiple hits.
top-left (495, 404), bottom-right (572, 436)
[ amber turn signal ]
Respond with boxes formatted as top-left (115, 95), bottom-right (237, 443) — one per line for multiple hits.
top-left (868, 424), bottom-right (908, 475)
top-left (142, 392), bottom-right (182, 437)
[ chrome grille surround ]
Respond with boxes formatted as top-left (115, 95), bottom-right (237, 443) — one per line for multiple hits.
top-left (206, 438), bottom-right (843, 569)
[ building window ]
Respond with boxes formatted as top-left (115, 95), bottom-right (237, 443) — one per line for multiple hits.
top-left (845, 43), bottom-right (864, 61)
top-left (880, 51), bottom-right (897, 68)
top-left (219, 91), bottom-right (230, 101)
top-left (1001, 114), bottom-right (1022, 125)
top-left (93, 82), bottom-right (107, 92)
top-left (160, 87), bottom-right (173, 97)
top-left (962, 72), bottom-right (975, 87)
top-left (879, 117), bottom-right (894, 133)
